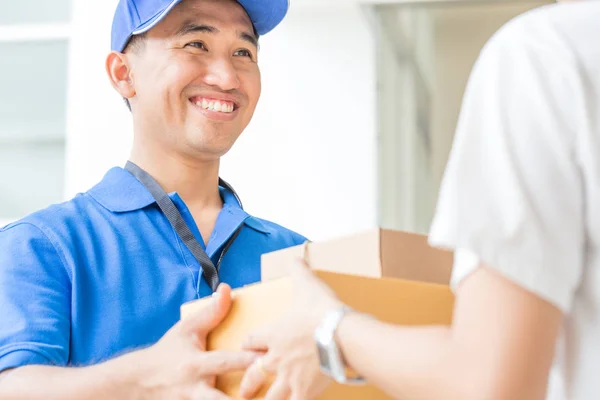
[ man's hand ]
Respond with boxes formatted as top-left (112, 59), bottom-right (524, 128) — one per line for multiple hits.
top-left (0, 284), bottom-right (256, 400)
top-left (115, 283), bottom-right (258, 399)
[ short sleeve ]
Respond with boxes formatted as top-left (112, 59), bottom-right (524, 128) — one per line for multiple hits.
top-left (0, 223), bottom-right (71, 372)
top-left (428, 17), bottom-right (586, 312)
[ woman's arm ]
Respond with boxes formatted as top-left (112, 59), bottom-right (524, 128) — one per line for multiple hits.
top-left (338, 266), bottom-right (562, 400)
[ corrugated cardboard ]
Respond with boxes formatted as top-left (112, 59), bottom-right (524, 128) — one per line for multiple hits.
top-left (261, 228), bottom-right (453, 285)
top-left (182, 272), bottom-right (454, 399)
top-left (181, 229), bottom-right (455, 399)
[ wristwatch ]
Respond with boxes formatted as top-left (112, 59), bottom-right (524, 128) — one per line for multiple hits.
top-left (313, 306), bottom-right (366, 385)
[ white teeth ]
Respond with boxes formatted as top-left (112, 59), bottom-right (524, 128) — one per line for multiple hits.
top-left (195, 99), bottom-right (234, 113)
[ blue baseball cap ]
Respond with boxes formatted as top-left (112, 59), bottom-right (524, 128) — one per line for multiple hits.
top-left (111, 0), bottom-right (289, 52)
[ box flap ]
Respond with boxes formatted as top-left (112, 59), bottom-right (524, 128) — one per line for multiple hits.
top-left (261, 229), bottom-right (382, 281)
top-left (380, 230), bottom-right (453, 285)
top-left (262, 228), bottom-right (453, 284)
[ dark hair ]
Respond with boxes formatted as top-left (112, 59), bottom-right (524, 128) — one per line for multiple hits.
top-left (124, 33), bottom-right (147, 53)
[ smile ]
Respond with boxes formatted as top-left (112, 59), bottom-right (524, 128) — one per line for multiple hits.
top-left (191, 97), bottom-right (236, 114)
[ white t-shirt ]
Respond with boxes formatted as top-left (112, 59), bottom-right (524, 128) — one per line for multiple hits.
top-left (428, 2), bottom-right (600, 399)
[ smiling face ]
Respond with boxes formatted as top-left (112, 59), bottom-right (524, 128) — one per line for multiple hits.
top-left (122, 0), bottom-right (261, 161)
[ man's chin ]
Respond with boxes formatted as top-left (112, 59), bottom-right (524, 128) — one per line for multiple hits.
top-left (183, 126), bottom-right (241, 155)
top-left (183, 141), bottom-right (235, 160)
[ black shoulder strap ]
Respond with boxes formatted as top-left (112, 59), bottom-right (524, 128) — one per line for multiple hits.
top-left (125, 161), bottom-right (220, 292)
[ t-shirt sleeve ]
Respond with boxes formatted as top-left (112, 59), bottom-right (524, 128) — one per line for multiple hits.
top-left (428, 17), bottom-right (586, 313)
top-left (0, 222), bottom-right (71, 372)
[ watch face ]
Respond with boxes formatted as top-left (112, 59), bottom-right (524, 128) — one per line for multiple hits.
top-left (317, 344), bottom-right (331, 370)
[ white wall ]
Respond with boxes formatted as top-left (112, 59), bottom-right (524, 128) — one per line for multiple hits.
top-left (66, 1), bottom-right (379, 241)
top-left (65, 0), bottom-right (133, 199)
top-left (221, 4), bottom-right (378, 241)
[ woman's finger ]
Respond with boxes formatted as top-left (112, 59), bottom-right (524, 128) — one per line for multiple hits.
top-left (239, 356), bottom-right (274, 399)
top-left (264, 377), bottom-right (291, 400)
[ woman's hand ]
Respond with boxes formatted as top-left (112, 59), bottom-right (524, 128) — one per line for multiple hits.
top-left (239, 260), bottom-right (343, 400)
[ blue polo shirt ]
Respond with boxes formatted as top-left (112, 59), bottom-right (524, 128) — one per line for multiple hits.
top-left (0, 167), bottom-right (306, 372)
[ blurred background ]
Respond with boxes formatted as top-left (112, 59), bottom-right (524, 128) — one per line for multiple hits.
top-left (0, 0), bottom-right (551, 240)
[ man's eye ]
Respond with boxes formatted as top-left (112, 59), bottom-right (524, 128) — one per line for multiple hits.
top-left (234, 49), bottom-right (253, 58)
top-left (185, 42), bottom-right (207, 50)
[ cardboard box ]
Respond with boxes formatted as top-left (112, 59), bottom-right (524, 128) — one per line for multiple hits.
top-left (261, 228), bottom-right (453, 285)
top-left (181, 229), bottom-right (455, 399)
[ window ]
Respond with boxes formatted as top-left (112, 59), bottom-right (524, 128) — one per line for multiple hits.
top-left (0, 1), bottom-right (71, 226)
top-left (375, 1), bottom-right (551, 234)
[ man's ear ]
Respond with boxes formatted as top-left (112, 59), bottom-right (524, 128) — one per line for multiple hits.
top-left (106, 51), bottom-right (136, 100)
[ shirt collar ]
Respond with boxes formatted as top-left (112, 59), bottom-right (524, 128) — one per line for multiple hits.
top-left (88, 167), bottom-right (271, 234)
top-left (88, 167), bottom-right (154, 212)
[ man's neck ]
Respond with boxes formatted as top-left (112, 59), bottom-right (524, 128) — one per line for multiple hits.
top-left (129, 146), bottom-right (223, 210)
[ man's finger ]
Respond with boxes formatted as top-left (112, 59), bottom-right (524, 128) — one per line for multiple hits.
top-left (239, 356), bottom-right (273, 399)
top-left (181, 284), bottom-right (233, 336)
top-left (198, 350), bottom-right (259, 376)
top-left (264, 377), bottom-right (291, 400)
top-left (193, 384), bottom-right (235, 400)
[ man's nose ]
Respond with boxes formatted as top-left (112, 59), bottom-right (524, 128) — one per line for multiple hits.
top-left (201, 57), bottom-right (241, 92)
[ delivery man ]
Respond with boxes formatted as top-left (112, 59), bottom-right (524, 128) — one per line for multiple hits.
top-left (0, 0), bottom-right (305, 398)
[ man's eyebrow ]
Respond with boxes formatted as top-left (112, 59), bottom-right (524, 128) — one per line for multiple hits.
top-left (175, 21), bottom-right (258, 48)
top-left (239, 31), bottom-right (259, 48)
top-left (175, 22), bottom-right (218, 37)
